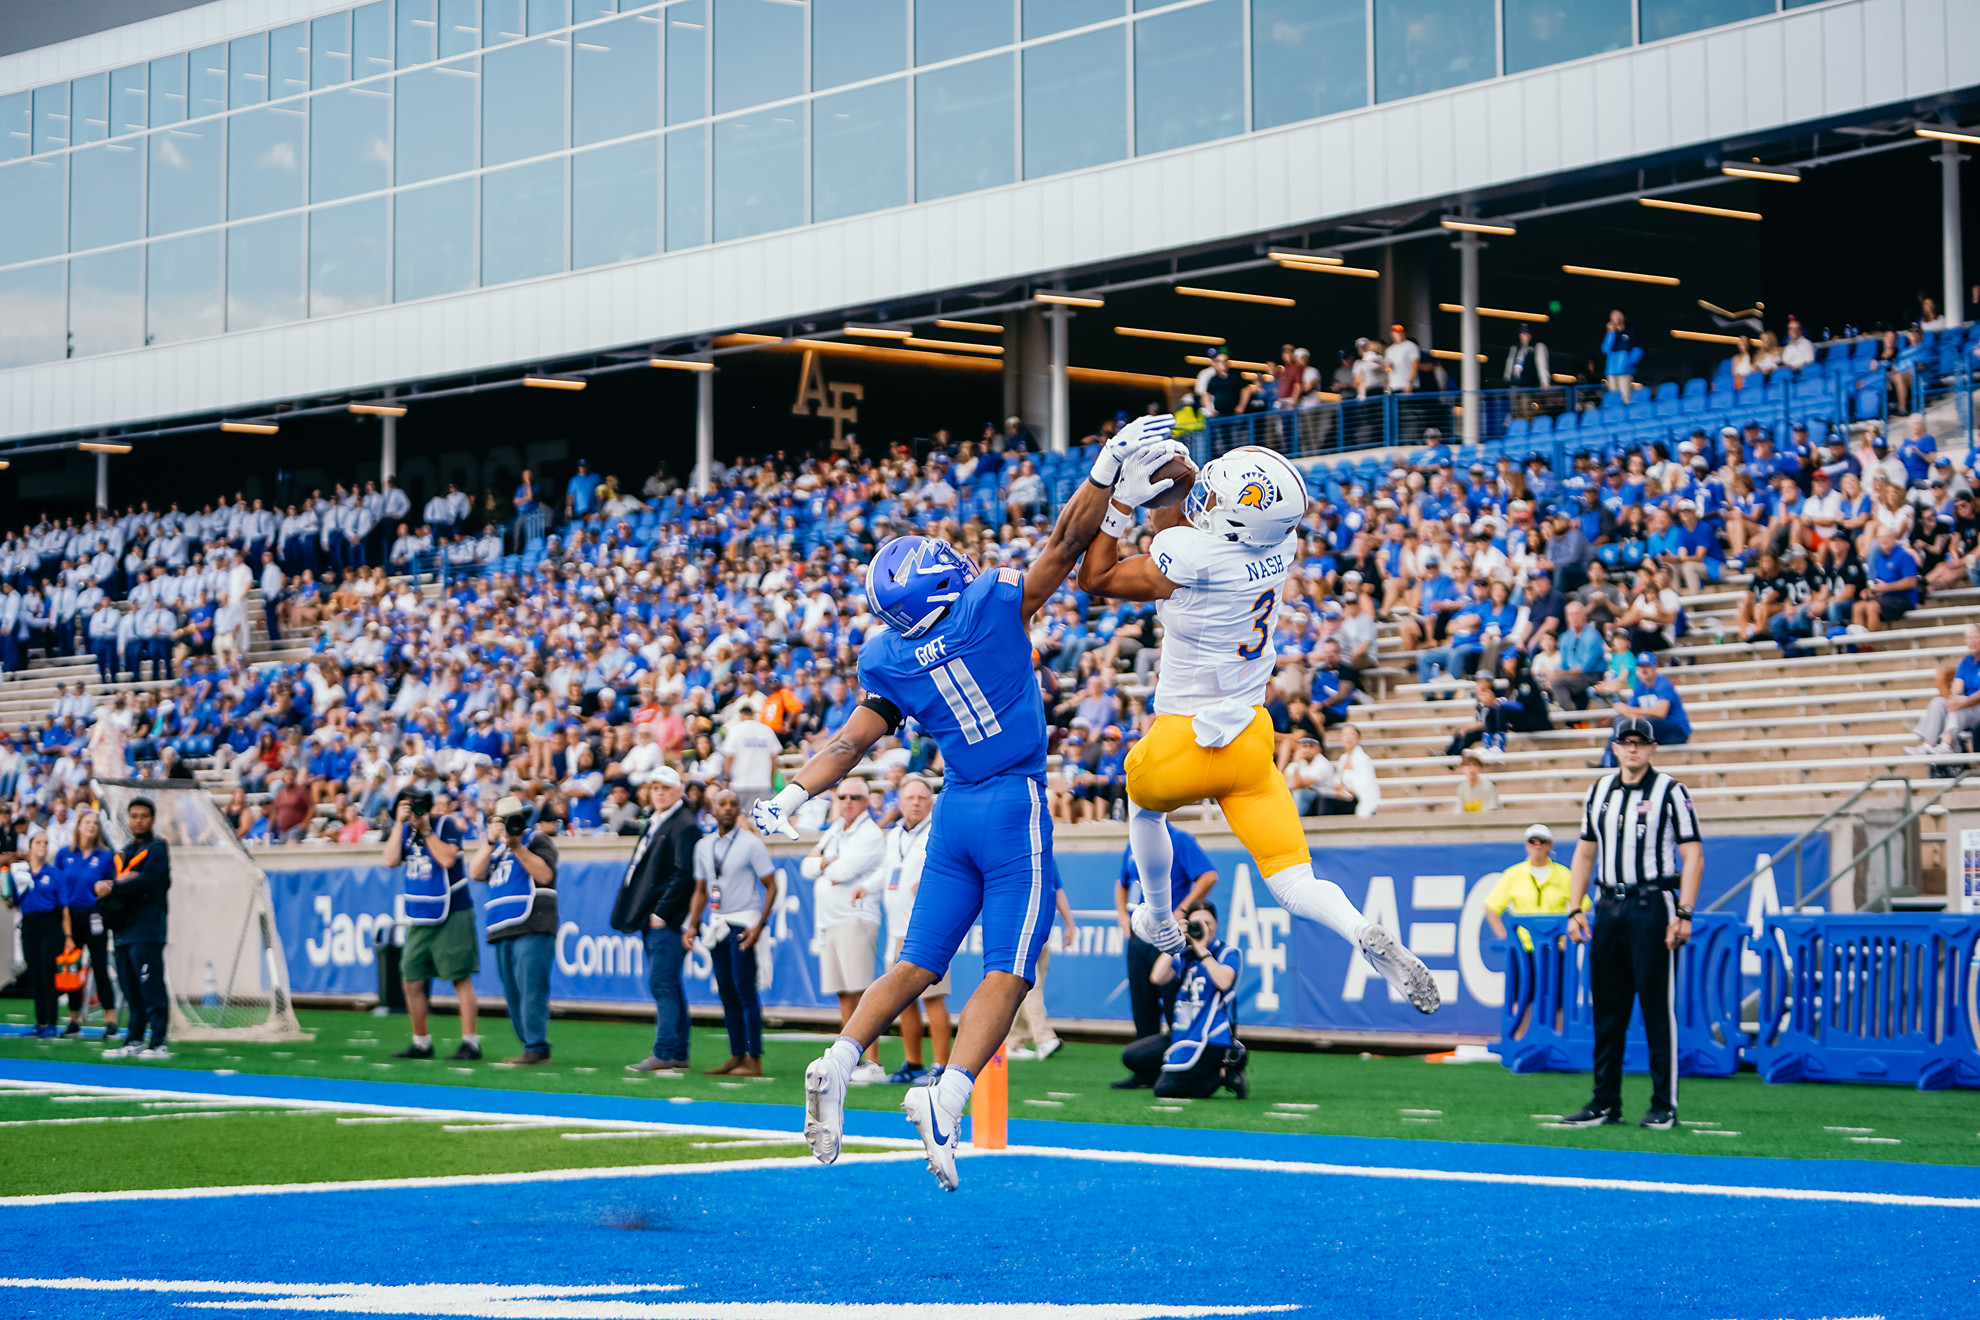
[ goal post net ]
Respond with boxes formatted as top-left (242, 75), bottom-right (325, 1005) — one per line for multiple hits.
top-left (94, 779), bottom-right (310, 1042)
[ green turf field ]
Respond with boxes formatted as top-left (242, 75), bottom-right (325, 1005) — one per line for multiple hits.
top-left (0, 1087), bottom-right (887, 1197)
top-left (4, 1007), bottom-right (1976, 1166)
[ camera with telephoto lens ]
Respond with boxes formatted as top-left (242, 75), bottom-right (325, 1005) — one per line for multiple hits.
top-left (1186, 919), bottom-right (1206, 943)
top-left (501, 812), bottom-right (527, 838)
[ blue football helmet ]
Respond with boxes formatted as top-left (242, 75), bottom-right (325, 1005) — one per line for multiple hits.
top-left (866, 535), bottom-right (977, 638)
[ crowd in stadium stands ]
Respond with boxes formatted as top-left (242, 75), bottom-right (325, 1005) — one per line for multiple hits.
top-left (0, 316), bottom-right (1970, 840)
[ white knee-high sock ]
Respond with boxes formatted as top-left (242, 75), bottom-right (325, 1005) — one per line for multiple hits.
top-left (1128, 807), bottom-right (1175, 922)
top-left (1264, 862), bottom-right (1368, 944)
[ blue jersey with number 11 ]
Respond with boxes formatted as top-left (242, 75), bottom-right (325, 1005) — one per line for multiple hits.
top-left (857, 568), bottom-right (1045, 787)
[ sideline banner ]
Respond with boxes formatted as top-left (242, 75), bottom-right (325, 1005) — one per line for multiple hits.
top-left (265, 832), bottom-right (1822, 1038)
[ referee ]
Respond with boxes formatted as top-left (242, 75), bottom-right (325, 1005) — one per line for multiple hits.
top-left (1559, 718), bottom-right (1703, 1131)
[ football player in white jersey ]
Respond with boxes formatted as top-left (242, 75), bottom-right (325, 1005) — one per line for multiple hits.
top-left (1078, 444), bottom-right (1439, 1013)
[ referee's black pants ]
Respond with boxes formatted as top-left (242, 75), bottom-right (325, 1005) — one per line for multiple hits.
top-left (1589, 890), bottom-right (1677, 1113)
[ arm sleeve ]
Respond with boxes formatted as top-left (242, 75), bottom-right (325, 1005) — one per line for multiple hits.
top-left (856, 693), bottom-right (904, 735)
top-left (1148, 528), bottom-right (1205, 588)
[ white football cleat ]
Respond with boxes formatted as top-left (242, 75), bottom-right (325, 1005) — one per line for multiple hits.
top-left (1130, 903), bottom-right (1186, 955)
top-left (803, 1053), bottom-right (848, 1165)
top-left (901, 1086), bottom-right (961, 1192)
top-left (1358, 924), bottom-right (1441, 1014)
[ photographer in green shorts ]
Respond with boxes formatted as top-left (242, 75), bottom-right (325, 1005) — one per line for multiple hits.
top-left (383, 788), bottom-right (481, 1062)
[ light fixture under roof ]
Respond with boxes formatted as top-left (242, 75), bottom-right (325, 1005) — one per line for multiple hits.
top-left (1438, 303), bottom-right (1550, 322)
top-left (934, 319), bottom-right (1002, 333)
top-left (1267, 250), bottom-right (1342, 265)
top-left (1036, 292), bottom-right (1104, 307)
top-left (1280, 262), bottom-right (1379, 278)
top-left (522, 376), bottom-right (586, 390)
top-left (347, 402), bottom-right (407, 417)
top-left (1561, 264), bottom-right (1681, 286)
top-left (1639, 197), bottom-right (1762, 221)
top-left (1439, 217), bottom-right (1516, 235)
top-left (1175, 286), bottom-right (1295, 307)
top-left (1115, 327), bottom-right (1226, 345)
top-left (1916, 126), bottom-right (1980, 145)
top-left (844, 325), bottom-right (912, 339)
top-left (78, 441), bottom-right (135, 453)
top-left (1719, 162), bottom-right (1799, 182)
top-left (219, 421), bottom-right (278, 435)
top-left (649, 358), bottom-right (715, 371)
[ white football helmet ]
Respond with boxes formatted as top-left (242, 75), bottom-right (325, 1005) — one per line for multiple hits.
top-left (1182, 445), bottom-right (1309, 547)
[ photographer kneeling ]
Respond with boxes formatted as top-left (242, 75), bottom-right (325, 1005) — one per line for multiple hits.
top-left (1119, 902), bottom-right (1248, 1099)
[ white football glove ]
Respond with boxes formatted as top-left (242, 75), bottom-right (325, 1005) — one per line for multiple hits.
top-left (1113, 438), bottom-right (1192, 510)
top-left (1088, 413), bottom-right (1178, 487)
top-left (749, 784), bottom-right (805, 840)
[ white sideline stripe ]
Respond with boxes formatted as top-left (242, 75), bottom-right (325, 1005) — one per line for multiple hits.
top-left (687, 1139), bottom-right (809, 1150)
top-left (0, 1112), bottom-right (234, 1128)
top-left (0, 1152), bottom-right (929, 1206)
top-left (978, 1145), bottom-right (1980, 1210)
top-left (443, 1123), bottom-right (572, 1133)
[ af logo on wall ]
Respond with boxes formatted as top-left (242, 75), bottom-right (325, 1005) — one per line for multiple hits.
top-left (792, 350), bottom-right (864, 444)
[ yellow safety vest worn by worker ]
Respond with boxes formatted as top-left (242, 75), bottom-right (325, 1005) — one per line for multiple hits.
top-left (1484, 859), bottom-right (1583, 951)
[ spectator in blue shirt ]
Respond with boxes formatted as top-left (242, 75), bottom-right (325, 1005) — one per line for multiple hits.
top-left (1669, 502), bottom-right (1724, 590)
top-left (1603, 653), bottom-right (1689, 765)
top-left (1857, 526), bottom-right (1921, 631)
top-left (1601, 309), bottom-right (1641, 401)
top-left (1549, 600), bottom-right (1607, 711)
top-left (1911, 624), bottom-right (1980, 757)
top-left (564, 461), bottom-right (603, 520)
top-left (1898, 414), bottom-right (1938, 489)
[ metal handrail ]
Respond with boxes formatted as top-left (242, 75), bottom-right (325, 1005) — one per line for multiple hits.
top-left (1703, 775), bottom-right (1914, 913)
top-left (1706, 769), bottom-right (1979, 914)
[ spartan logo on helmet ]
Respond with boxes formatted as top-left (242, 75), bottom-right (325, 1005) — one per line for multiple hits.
top-left (1236, 480), bottom-right (1271, 509)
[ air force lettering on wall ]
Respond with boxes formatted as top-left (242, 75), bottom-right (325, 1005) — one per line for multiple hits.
top-left (791, 350), bottom-right (863, 445)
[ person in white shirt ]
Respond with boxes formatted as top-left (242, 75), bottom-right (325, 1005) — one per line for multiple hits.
top-left (720, 704), bottom-right (783, 811)
top-left (878, 777), bottom-right (950, 1084)
top-left (1383, 324), bottom-right (1421, 393)
top-left (1779, 315), bottom-right (1816, 371)
top-left (1335, 722), bottom-right (1381, 817)
top-left (691, 788), bottom-right (779, 1077)
top-left (802, 779), bottom-right (888, 1083)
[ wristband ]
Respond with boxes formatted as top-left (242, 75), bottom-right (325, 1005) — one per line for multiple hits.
top-left (1100, 503), bottom-right (1134, 538)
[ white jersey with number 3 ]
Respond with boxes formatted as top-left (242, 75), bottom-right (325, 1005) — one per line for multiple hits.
top-left (1148, 524), bottom-right (1298, 717)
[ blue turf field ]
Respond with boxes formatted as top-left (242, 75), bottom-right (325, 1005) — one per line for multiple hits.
top-left (3, 1059), bottom-right (1976, 1318)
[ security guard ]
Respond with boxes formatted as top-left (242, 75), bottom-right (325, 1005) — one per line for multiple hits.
top-left (1483, 824), bottom-right (1587, 951)
top-left (1561, 718), bottom-right (1703, 1131)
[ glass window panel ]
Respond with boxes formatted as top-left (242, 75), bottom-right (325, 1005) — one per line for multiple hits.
top-left (1252, 0), bottom-right (1365, 129)
top-left (571, 135), bottom-right (658, 267)
top-left (711, 101), bottom-right (801, 240)
top-left (311, 85), bottom-right (392, 201)
top-left (150, 54), bottom-right (187, 126)
top-left (0, 158), bottom-right (66, 265)
top-left (914, 53), bottom-right (1011, 201)
top-left (271, 25), bottom-right (311, 99)
top-left (69, 247), bottom-right (144, 357)
top-left (574, 11), bottom-right (660, 146)
top-left (442, 0), bottom-right (483, 54)
top-left (1135, 0), bottom-right (1241, 155)
top-left (714, 0), bottom-right (803, 114)
top-left (486, 0), bottom-right (528, 42)
top-left (1023, 0), bottom-right (1121, 39)
top-left (310, 196), bottom-right (389, 313)
top-left (813, 0), bottom-right (906, 90)
top-left (481, 157), bottom-right (565, 283)
top-left (483, 36), bottom-right (567, 164)
top-left (313, 12), bottom-right (353, 87)
top-left (0, 93), bottom-right (27, 161)
top-left (146, 230), bottom-right (223, 344)
top-left (529, 0), bottom-right (572, 32)
top-left (1641, 0), bottom-right (1771, 41)
top-left (228, 104), bottom-right (308, 219)
top-left (575, 0), bottom-right (619, 19)
top-left (914, 0), bottom-right (1011, 64)
top-left (0, 262), bottom-right (66, 369)
top-left (666, 1), bottom-right (707, 124)
top-left (1023, 28), bottom-right (1124, 179)
top-left (72, 74), bottom-right (109, 145)
top-left (112, 67), bottom-right (148, 136)
top-left (664, 124), bottom-right (705, 249)
top-left (33, 83), bottom-right (70, 154)
top-left (226, 213), bottom-right (305, 329)
top-left (70, 141), bottom-right (145, 252)
top-left (148, 121), bottom-right (224, 234)
top-left (395, 176), bottom-right (476, 298)
top-left (396, 58), bottom-right (479, 183)
top-left (191, 44), bottom-right (229, 117)
top-left (812, 79), bottom-right (905, 222)
top-left (1503, 0), bottom-right (1630, 73)
top-left (1373, 0), bottom-right (1494, 103)
top-left (355, 2), bottom-right (395, 78)
top-left (231, 33), bottom-right (269, 107)
top-left (400, 0), bottom-right (440, 64)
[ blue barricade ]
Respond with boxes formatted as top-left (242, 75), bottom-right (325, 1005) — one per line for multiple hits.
top-left (1490, 911), bottom-right (1746, 1078)
top-left (1751, 913), bottom-right (1980, 1091)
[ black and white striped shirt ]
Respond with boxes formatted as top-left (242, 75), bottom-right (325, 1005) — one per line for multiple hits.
top-left (1579, 768), bottom-right (1700, 894)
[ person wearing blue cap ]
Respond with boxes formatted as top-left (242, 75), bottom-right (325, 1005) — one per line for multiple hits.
top-left (1601, 652), bottom-right (1689, 767)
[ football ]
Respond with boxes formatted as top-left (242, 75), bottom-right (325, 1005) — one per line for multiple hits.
top-left (1145, 453), bottom-right (1198, 509)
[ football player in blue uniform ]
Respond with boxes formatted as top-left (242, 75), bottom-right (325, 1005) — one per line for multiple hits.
top-left (753, 415), bottom-right (1186, 1190)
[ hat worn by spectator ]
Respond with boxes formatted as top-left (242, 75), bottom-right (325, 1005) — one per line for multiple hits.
top-left (494, 795), bottom-right (528, 819)
top-left (651, 766), bottom-right (682, 789)
top-left (1614, 718), bottom-right (1656, 744)
top-left (1526, 824), bottom-right (1553, 843)
top-left (1634, 652), bottom-right (1660, 667)
top-left (1102, 725), bottom-right (1122, 739)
